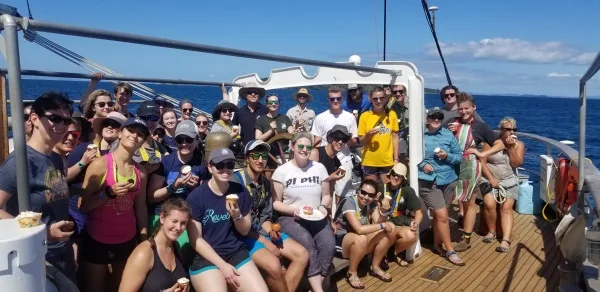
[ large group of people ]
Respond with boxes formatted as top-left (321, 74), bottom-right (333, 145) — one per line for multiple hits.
top-left (0, 76), bottom-right (525, 291)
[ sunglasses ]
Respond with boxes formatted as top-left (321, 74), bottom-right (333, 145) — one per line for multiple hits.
top-left (389, 171), bottom-right (403, 179)
top-left (213, 160), bottom-right (236, 170)
top-left (267, 100), bottom-right (279, 105)
top-left (359, 189), bottom-right (377, 198)
top-left (329, 97), bottom-right (342, 102)
top-left (24, 113), bottom-right (30, 121)
top-left (331, 134), bottom-right (350, 143)
top-left (65, 130), bottom-right (81, 140)
top-left (249, 152), bottom-right (269, 160)
top-left (296, 144), bottom-right (313, 151)
top-left (182, 108), bottom-right (193, 113)
top-left (95, 101), bottom-right (115, 108)
top-left (428, 114), bottom-right (443, 121)
top-left (139, 115), bottom-right (159, 122)
top-left (297, 94), bottom-right (308, 99)
top-left (175, 136), bottom-right (195, 144)
top-left (221, 108), bottom-right (233, 113)
top-left (196, 121), bottom-right (208, 126)
top-left (393, 90), bottom-right (405, 95)
top-left (444, 93), bottom-right (456, 99)
top-left (44, 113), bottom-right (71, 125)
top-left (246, 91), bottom-right (260, 96)
top-left (502, 127), bottom-right (518, 132)
top-left (372, 97), bottom-right (385, 102)
top-left (102, 119), bottom-right (122, 129)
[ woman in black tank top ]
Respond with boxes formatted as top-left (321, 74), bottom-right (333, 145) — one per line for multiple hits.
top-left (309, 125), bottom-right (351, 176)
top-left (119, 199), bottom-right (190, 292)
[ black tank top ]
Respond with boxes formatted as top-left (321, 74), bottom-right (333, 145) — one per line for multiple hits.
top-left (317, 146), bottom-right (341, 175)
top-left (140, 243), bottom-right (187, 292)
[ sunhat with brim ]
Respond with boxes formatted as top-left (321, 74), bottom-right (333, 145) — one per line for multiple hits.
top-left (292, 88), bottom-right (313, 102)
top-left (388, 162), bottom-right (408, 178)
top-left (92, 112), bottom-right (127, 135)
top-left (212, 100), bottom-right (239, 121)
top-left (238, 82), bottom-right (266, 100)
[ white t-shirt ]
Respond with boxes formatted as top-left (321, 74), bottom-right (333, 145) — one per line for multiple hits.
top-left (272, 160), bottom-right (329, 210)
top-left (310, 110), bottom-right (358, 162)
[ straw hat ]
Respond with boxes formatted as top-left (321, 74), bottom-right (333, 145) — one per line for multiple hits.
top-left (91, 112), bottom-right (127, 135)
top-left (238, 82), bottom-right (266, 100)
top-left (292, 88), bottom-right (313, 102)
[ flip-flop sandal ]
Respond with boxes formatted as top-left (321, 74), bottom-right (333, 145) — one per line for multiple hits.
top-left (369, 267), bottom-right (392, 282)
top-left (345, 272), bottom-right (365, 289)
top-left (446, 251), bottom-right (466, 266)
top-left (496, 239), bottom-right (511, 253)
top-left (482, 232), bottom-right (496, 243)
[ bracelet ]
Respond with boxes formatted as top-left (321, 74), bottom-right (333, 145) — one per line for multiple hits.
top-left (77, 161), bottom-right (86, 169)
top-left (166, 184), bottom-right (176, 194)
top-left (379, 223), bottom-right (384, 230)
top-left (234, 214), bottom-right (243, 221)
top-left (379, 209), bottom-right (388, 217)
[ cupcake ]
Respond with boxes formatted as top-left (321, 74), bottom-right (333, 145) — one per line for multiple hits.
top-left (303, 206), bottom-right (313, 216)
top-left (337, 166), bottom-right (346, 176)
top-left (177, 277), bottom-right (189, 288)
top-left (434, 147), bottom-right (441, 154)
top-left (226, 194), bottom-right (239, 204)
top-left (382, 195), bottom-right (393, 210)
top-left (181, 165), bottom-right (192, 176)
top-left (87, 144), bottom-right (98, 151)
top-left (16, 211), bottom-right (42, 228)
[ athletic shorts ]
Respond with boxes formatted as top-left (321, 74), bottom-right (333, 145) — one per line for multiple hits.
top-left (362, 165), bottom-right (393, 176)
top-left (242, 233), bottom-right (291, 255)
top-left (80, 232), bottom-right (137, 264)
top-left (189, 248), bottom-right (252, 276)
top-left (419, 179), bottom-right (457, 210)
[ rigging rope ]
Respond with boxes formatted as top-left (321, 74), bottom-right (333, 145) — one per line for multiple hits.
top-left (22, 30), bottom-right (213, 119)
top-left (25, 0), bottom-right (33, 19)
top-left (420, 0), bottom-right (453, 87)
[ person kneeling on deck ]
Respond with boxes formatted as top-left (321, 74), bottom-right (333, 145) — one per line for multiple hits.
top-left (232, 140), bottom-right (309, 292)
top-left (381, 163), bottom-right (422, 267)
top-left (333, 179), bottom-right (396, 288)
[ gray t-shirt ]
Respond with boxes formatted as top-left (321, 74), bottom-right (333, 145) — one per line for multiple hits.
top-left (333, 196), bottom-right (378, 235)
top-left (0, 146), bottom-right (70, 257)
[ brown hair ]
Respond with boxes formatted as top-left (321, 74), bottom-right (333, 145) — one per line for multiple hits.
top-left (327, 86), bottom-right (343, 95)
top-left (160, 108), bottom-right (178, 128)
top-left (83, 89), bottom-right (112, 119)
top-left (369, 86), bottom-right (385, 98)
top-left (457, 92), bottom-right (476, 106)
top-left (440, 85), bottom-right (459, 103)
top-left (149, 198), bottom-right (192, 249)
top-left (113, 82), bottom-right (133, 96)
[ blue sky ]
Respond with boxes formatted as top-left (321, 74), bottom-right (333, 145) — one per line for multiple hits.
top-left (1, 0), bottom-right (599, 97)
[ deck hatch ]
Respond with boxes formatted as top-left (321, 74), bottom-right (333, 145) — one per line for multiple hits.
top-left (419, 265), bottom-right (452, 283)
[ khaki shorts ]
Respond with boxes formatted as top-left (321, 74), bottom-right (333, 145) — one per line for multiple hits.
top-left (419, 179), bottom-right (457, 210)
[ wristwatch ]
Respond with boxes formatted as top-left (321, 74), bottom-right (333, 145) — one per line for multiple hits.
top-left (77, 161), bottom-right (86, 169)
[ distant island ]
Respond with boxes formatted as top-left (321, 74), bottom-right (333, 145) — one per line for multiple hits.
top-left (258, 77), bottom-right (440, 93)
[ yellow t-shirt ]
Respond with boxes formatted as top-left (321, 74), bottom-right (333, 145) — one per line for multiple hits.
top-left (358, 110), bottom-right (399, 167)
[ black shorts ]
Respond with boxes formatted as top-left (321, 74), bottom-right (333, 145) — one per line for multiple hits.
top-left (80, 232), bottom-right (137, 264)
top-left (334, 233), bottom-right (348, 259)
top-left (189, 247), bottom-right (251, 276)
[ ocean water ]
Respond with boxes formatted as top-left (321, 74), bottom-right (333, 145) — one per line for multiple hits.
top-left (13, 79), bottom-right (600, 181)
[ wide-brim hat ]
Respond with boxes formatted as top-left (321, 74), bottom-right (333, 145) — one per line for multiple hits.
top-left (238, 82), bottom-right (266, 100)
top-left (292, 88), bottom-right (313, 102)
top-left (92, 112), bottom-right (127, 135)
top-left (212, 100), bottom-right (239, 121)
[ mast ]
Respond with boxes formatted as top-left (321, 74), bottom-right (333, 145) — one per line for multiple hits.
top-left (383, 0), bottom-right (387, 61)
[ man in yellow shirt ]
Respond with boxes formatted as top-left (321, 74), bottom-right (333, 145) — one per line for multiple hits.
top-left (358, 86), bottom-right (399, 184)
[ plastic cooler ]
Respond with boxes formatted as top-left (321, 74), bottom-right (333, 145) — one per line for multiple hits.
top-left (516, 174), bottom-right (542, 215)
top-left (0, 219), bottom-right (47, 291)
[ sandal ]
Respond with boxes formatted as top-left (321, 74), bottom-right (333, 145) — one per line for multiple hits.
top-left (369, 266), bottom-right (392, 282)
top-left (345, 272), bottom-right (365, 289)
top-left (445, 251), bottom-right (466, 266)
top-left (454, 238), bottom-right (471, 252)
top-left (496, 239), bottom-right (511, 253)
top-left (482, 232), bottom-right (496, 243)
top-left (395, 258), bottom-right (410, 267)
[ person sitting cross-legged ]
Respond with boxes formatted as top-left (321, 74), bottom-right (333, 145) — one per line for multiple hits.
top-left (333, 179), bottom-right (396, 289)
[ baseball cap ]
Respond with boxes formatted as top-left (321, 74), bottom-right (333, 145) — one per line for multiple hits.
top-left (175, 120), bottom-right (198, 138)
top-left (291, 132), bottom-right (313, 144)
top-left (388, 163), bottom-right (407, 178)
top-left (427, 107), bottom-right (444, 118)
top-left (208, 147), bottom-right (235, 164)
top-left (326, 125), bottom-right (351, 139)
top-left (137, 101), bottom-right (160, 117)
top-left (244, 140), bottom-right (271, 154)
top-left (122, 117), bottom-right (150, 137)
top-left (348, 84), bottom-right (359, 90)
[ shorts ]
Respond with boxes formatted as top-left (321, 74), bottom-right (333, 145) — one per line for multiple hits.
top-left (362, 165), bottom-right (393, 176)
top-left (479, 178), bottom-right (519, 200)
top-left (334, 233), bottom-right (348, 259)
top-left (189, 247), bottom-right (252, 275)
top-left (419, 179), bottom-right (457, 210)
top-left (242, 233), bottom-right (291, 255)
top-left (80, 232), bottom-right (137, 264)
top-left (399, 138), bottom-right (408, 155)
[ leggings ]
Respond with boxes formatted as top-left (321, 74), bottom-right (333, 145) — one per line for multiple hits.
top-left (279, 216), bottom-right (336, 277)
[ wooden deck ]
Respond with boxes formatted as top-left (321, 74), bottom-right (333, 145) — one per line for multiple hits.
top-left (329, 204), bottom-right (561, 292)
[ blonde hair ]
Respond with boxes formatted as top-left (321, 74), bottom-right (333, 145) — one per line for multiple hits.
top-left (498, 117), bottom-right (517, 129)
top-left (83, 89), bottom-right (112, 119)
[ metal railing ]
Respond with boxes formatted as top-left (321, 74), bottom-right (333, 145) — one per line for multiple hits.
top-left (0, 14), bottom-right (402, 212)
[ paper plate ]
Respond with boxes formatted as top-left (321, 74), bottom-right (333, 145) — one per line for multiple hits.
top-left (298, 209), bottom-right (326, 221)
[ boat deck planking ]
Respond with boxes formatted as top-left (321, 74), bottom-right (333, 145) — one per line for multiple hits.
top-left (330, 203), bottom-right (560, 292)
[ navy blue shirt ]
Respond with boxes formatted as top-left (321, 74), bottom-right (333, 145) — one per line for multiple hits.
top-left (0, 146), bottom-right (70, 258)
top-left (156, 153), bottom-right (208, 213)
top-left (232, 103), bottom-right (268, 146)
top-left (187, 181), bottom-right (252, 256)
top-left (162, 136), bottom-right (178, 154)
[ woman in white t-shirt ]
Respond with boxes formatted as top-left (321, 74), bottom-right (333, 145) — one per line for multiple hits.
top-left (272, 132), bottom-right (335, 292)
